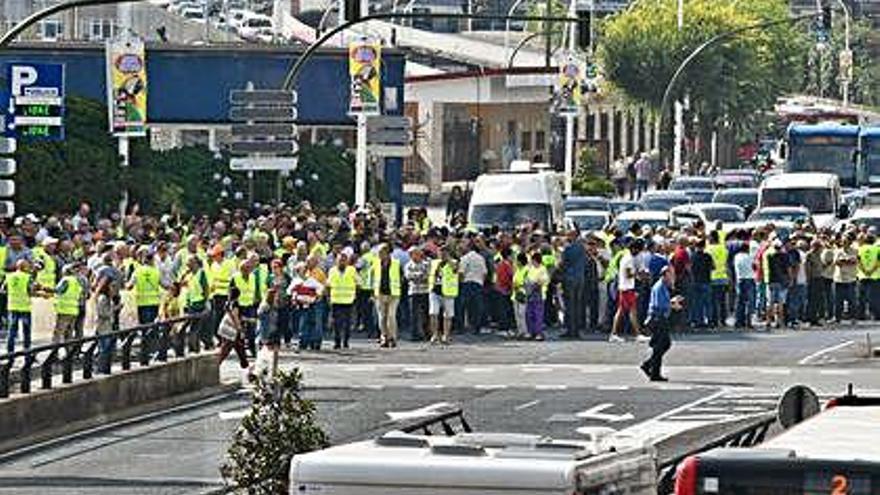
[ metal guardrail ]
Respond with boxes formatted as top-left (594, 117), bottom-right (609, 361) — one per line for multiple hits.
top-left (398, 407), bottom-right (473, 436)
top-left (0, 312), bottom-right (209, 399)
top-left (655, 413), bottom-right (777, 494)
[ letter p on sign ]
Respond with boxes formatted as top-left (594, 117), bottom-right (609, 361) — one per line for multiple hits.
top-left (11, 65), bottom-right (37, 96)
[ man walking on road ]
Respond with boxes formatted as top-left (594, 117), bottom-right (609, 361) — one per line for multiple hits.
top-left (641, 266), bottom-right (682, 382)
top-left (610, 239), bottom-right (648, 343)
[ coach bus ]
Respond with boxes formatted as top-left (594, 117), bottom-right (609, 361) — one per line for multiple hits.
top-left (786, 123), bottom-right (861, 187)
top-left (860, 126), bottom-right (880, 186)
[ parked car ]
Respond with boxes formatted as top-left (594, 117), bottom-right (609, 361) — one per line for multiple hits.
top-left (669, 203), bottom-right (746, 229)
top-left (609, 199), bottom-right (642, 216)
top-left (237, 14), bottom-right (274, 42)
top-left (639, 191), bottom-right (691, 212)
top-left (712, 188), bottom-right (759, 217)
top-left (613, 210), bottom-right (669, 234)
top-left (669, 176), bottom-right (716, 191)
top-left (748, 206), bottom-right (812, 224)
top-left (564, 210), bottom-right (613, 233)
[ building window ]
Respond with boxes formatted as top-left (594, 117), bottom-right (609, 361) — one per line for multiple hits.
top-left (535, 130), bottom-right (546, 152)
top-left (521, 131), bottom-right (532, 152)
top-left (89, 19), bottom-right (117, 41)
top-left (40, 20), bottom-right (63, 41)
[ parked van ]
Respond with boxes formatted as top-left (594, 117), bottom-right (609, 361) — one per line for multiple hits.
top-left (757, 172), bottom-right (845, 229)
top-left (290, 431), bottom-right (656, 495)
top-left (468, 171), bottom-right (564, 232)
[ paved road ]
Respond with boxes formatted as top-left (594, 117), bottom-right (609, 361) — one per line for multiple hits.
top-left (1, 324), bottom-right (878, 494)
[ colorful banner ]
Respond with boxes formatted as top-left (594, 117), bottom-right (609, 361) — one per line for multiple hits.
top-left (557, 53), bottom-right (583, 116)
top-left (106, 36), bottom-right (147, 136)
top-left (348, 39), bottom-right (381, 115)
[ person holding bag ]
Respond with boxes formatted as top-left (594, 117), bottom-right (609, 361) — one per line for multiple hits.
top-left (217, 287), bottom-right (250, 383)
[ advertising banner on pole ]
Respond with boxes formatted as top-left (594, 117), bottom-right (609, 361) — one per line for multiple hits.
top-left (556, 52), bottom-right (583, 116)
top-left (348, 39), bottom-right (381, 115)
top-left (106, 36), bottom-right (148, 136)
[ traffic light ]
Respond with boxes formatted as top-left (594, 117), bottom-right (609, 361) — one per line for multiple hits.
top-left (344, 0), bottom-right (361, 22)
top-left (576, 10), bottom-right (591, 51)
top-left (821, 5), bottom-right (832, 31)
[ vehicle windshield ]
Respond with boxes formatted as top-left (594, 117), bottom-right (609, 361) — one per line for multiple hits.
top-left (610, 202), bottom-right (641, 215)
top-left (714, 192), bottom-right (758, 208)
top-left (789, 145), bottom-right (855, 183)
top-left (247, 18), bottom-right (272, 27)
top-left (615, 217), bottom-right (667, 233)
top-left (565, 198), bottom-right (609, 211)
top-left (569, 215), bottom-right (607, 232)
top-left (751, 209), bottom-right (809, 222)
top-left (865, 142), bottom-right (880, 184)
top-left (702, 208), bottom-right (745, 223)
top-left (761, 188), bottom-right (834, 214)
top-left (670, 178), bottom-right (714, 190)
top-left (471, 204), bottom-right (550, 230)
top-left (852, 217), bottom-right (880, 231)
top-left (641, 196), bottom-right (690, 211)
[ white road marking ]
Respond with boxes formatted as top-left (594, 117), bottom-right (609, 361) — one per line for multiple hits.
top-left (474, 384), bottom-right (508, 390)
top-left (403, 367), bottom-right (435, 374)
top-left (522, 366), bottom-right (554, 373)
top-left (463, 367), bottom-right (494, 373)
top-left (576, 403), bottom-right (636, 423)
top-left (666, 414), bottom-right (737, 422)
top-left (597, 385), bottom-right (630, 391)
top-left (353, 384), bottom-right (385, 390)
top-left (514, 399), bottom-right (541, 411)
top-left (412, 384), bottom-right (444, 390)
top-left (580, 366), bottom-right (613, 373)
top-left (818, 369), bottom-right (852, 376)
top-left (798, 340), bottom-right (855, 365)
top-left (698, 368), bottom-right (732, 374)
top-left (218, 409), bottom-right (249, 421)
top-left (536, 384), bottom-right (568, 390)
top-left (757, 368), bottom-right (792, 375)
top-left (637, 389), bottom-right (729, 424)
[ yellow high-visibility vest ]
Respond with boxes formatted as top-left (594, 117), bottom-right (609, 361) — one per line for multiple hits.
top-left (55, 276), bottom-right (82, 316)
top-left (328, 265), bottom-right (358, 305)
top-left (372, 258), bottom-right (401, 297)
top-left (209, 259), bottom-right (235, 297)
top-left (234, 273), bottom-right (257, 308)
top-left (707, 243), bottom-right (728, 281)
top-left (7, 271), bottom-right (31, 312)
top-left (430, 259), bottom-right (459, 298)
top-left (33, 247), bottom-right (57, 289)
top-left (134, 264), bottom-right (162, 307)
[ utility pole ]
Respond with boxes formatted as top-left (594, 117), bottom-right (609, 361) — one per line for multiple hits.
top-left (544, 0), bottom-right (552, 67)
top-left (673, 0), bottom-right (684, 176)
top-left (563, 0), bottom-right (576, 195)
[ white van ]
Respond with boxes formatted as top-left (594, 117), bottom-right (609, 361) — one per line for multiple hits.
top-left (467, 171), bottom-right (564, 232)
top-left (757, 172), bottom-right (845, 229)
top-left (290, 431), bottom-right (656, 495)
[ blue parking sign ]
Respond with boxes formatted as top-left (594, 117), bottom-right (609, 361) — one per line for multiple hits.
top-left (5, 62), bottom-right (65, 141)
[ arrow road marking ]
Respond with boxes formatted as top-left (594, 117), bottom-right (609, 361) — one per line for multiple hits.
top-left (576, 403), bottom-right (636, 423)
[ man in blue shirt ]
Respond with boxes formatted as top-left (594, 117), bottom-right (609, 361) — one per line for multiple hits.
top-left (640, 266), bottom-right (683, 382)
top-left (560, 230), bottom-right (587, 339)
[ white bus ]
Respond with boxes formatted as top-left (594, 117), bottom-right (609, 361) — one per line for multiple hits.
top-left (290, 431), bottom-right (657, 495)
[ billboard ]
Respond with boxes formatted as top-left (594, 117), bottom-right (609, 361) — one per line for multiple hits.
top-left (106, 36), bottom-right (147, 136)
top-left (348, 39), bottom-right (381, 115)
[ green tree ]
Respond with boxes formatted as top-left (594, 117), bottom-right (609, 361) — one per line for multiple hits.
top-left (526, 0), bottom-right (568, 51)
top-left (599, 0), bottom-right (807, 158)
top-left (802, 18), bottom-right (880, 106)
top-left (221, 369), bottom-right (329, 494)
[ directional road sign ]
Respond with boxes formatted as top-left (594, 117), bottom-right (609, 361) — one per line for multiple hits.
top-left (230, 89), bottom-right (297, 106)
top-left (230, 140), bottom-right (300, 155)
top-left (367, 115), bottom-right (413, 157)
top-left (0, 180), bottom-right (15, 197)
top-left (230, 157), bottom-right (298, 171)
top-left (7, 63), bottom-right (65, 141)
top-left (0, 137), bottom-right (16, 154)
top-left (231, 123), bottom-right (298, 138)
top-left (0, 158), bottom-right (16, 176)
top-left (0, 201), bottom-right (13, 218)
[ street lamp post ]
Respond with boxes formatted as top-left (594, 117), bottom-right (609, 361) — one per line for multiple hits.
top-left (673, 0), bottom-right (684, 176)
top-left (562, 0), bottom-right (576, 195)
top-left (834, 0), bottom-right (852, 106)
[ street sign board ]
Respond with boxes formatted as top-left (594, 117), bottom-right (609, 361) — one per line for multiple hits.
top-left (229, 107), bottom-right (298, 122)
top-left (366, 115), bottom-right (410, 131)
top-left (367, 144), bottom-right (413, 158)
top-left (367, 130), bottom-right (412, 144)
top-left (0, 180), bottom-right (15, 197)
top-left (0, 201), bottom-right (13, 218)
top-left (230, 140), bottom-right (300, 155)
top-left (0, 137), bottom-right (16, 154)
top-left (230, 157), bottom-right (298, 171)
top-left (230, 90), bottom-right (298, 105)
top-left (0, 158), bottom-right (15, 176)
top-left (7, 63), bottom-right (65, 141)
top-left (231, 123), bottom-right (298, 138)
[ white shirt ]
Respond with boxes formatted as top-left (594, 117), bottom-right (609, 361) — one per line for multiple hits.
top-left (618, 251), bottom-right (636, 291)
top-left (734, 251), bottom-right (755, 281)
top-left (796, 249), bottom-right (808, 285)
top-left (460, 251), bottom-right (488, 285)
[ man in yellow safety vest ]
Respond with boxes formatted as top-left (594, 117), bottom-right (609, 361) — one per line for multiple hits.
top-left (327, 251), bottom-right (358, 349)
top-left (53, 263), bottom-right (83, 343)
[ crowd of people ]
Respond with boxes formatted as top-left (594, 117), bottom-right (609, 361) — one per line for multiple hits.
top-left (0, 196), bottom-right (878, 381)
